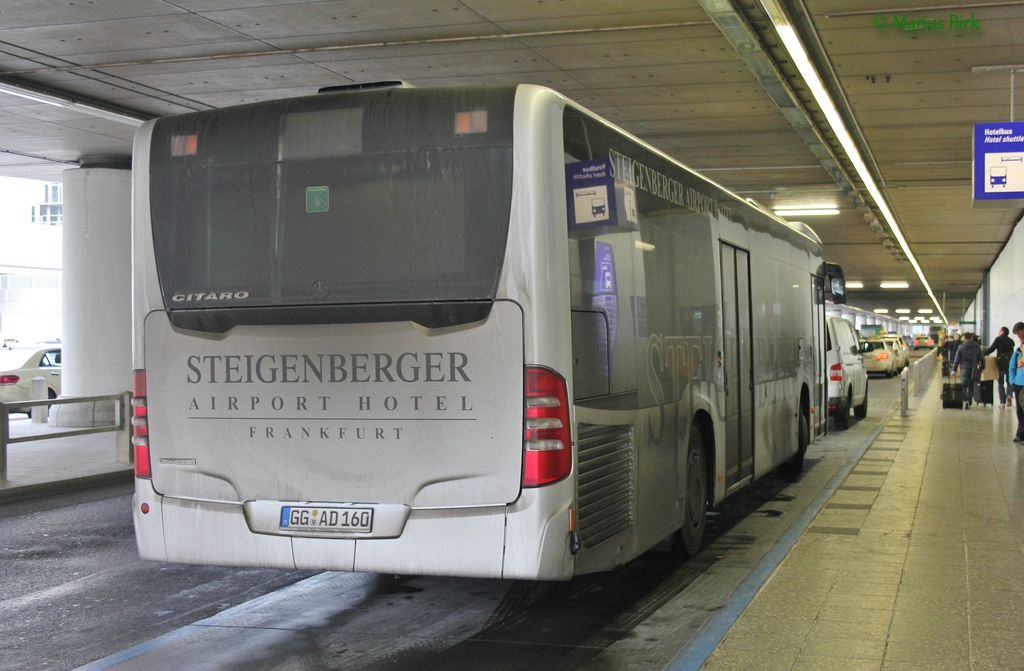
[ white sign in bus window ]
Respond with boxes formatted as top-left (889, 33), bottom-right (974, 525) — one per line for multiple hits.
top-left (574, 184), bottom-right (610, 224)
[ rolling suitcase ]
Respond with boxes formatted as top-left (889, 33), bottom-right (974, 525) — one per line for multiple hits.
top-left (975, 379), bottom-right (994, 406)
top-left (942, 376), bottom-right (963, 409)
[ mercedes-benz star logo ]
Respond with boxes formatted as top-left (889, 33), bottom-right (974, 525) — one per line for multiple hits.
top-left (311, 280), bottom-right (330, 300)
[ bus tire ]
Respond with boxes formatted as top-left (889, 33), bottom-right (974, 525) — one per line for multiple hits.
top-left (675, 426), bottom-right (708, 557)
top-left (782, 412), bottom-right (808, 478)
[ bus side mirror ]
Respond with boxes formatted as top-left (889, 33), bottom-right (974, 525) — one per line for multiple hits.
top-left (824, 262), bottom-right (846, 304)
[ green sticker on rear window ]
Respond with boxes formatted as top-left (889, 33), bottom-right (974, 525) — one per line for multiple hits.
top-left (306, 186), bottom-right (329, 213)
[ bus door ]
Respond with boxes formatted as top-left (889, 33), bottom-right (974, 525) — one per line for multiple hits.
top-left (811, 275), bottom-right (827, 436)
top-left (720, 243), bottom-right (754, 491)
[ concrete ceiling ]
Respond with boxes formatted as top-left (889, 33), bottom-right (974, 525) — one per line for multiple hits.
top-left (0, 0), bottom-right (1020, 324)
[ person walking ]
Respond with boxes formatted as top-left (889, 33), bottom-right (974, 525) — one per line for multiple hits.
top-left (941, 336), bottom-right (956, 376)
top-left (952, 333), bottom-right (984, 409)
top-left (1009, 322), bottom-right (1024, 442)
top-left (943, 334), bottom-right (960, 363)
top-left (984, 326), bottom-right (1016, 408)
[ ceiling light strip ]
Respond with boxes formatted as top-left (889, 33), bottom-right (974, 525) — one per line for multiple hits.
top-left (757, 0), bottom-right (949, 325)
top-left (0, 81), bottom-right (146, 126)
top-left (774, 208), bottom-right (840, 216)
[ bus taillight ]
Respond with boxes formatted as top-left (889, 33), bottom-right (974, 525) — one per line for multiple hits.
top-left (523, 366), bottom-right (571, 487)
top-left (132, 369), bottom-right (152, 479)
top-left (829, 363), bottom-right (843, 382)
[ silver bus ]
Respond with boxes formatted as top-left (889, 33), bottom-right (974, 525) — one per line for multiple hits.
top-left (131, 83), bottom-right (846, 580)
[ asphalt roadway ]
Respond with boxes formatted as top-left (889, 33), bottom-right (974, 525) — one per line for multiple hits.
top-left (1, 374), bottom-right (908, 671)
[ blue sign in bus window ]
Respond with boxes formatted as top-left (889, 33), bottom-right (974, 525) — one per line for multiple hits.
top-left (592, 241), bottom-right (617, 376)
top-left (566, 159), bottom-right (638, 234)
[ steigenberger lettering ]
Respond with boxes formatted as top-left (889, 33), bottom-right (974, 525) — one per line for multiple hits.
top-left (608, 148), bottom-right (734, 219)
top-left (186, 352), bottom-right (471, 384)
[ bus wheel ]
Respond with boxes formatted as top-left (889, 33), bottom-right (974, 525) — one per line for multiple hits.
top-left (675, 427), bottom-right (707, 557)
top-left (782, 412), bottom-right (809, 478)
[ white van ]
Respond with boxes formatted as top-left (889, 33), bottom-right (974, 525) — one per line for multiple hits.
top-left (825, 316), bottom-right (868, 429)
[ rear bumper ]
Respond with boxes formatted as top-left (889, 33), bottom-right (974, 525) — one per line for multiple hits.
top-left (827, 395), bottom-right (848, 413)
top-left (132, 478), bottom-right (574, 580)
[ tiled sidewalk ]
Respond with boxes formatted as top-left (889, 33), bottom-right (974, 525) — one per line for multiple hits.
top-left (700, 377), bottom-right (1024, 671)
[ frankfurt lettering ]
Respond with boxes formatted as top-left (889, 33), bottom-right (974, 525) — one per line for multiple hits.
top-left (251, 426), bottom-right (406, 440)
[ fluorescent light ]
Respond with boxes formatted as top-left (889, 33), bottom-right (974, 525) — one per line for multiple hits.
top-left (774, 208), bottom-right (840, 217)
top-left (899, 316), bottom-right (910, 321)
top-left (880, 281), bottom-right (909, 289)
top-left (758, 0), bottom-right (947, 325)
top-left (895, 309), bottom-right (911, 314)
top-left (873, 308), bottom-right (889, 314)
top-left (0, 81), bottom-right (146, 127)
top-left (917, 308), bottom-right (933, 314)
top-left (635, 241), bottom-right (656, 252)
top-left (846, 281), bottom-right (863, 289)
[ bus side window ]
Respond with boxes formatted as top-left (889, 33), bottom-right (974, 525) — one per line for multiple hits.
top-left (571, 310), bottom-right (611, 398)
top-left (567, 234), bottom-right (637, 398)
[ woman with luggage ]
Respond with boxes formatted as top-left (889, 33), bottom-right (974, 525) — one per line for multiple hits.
top-left (984, 326), bottom-right (1015, 408)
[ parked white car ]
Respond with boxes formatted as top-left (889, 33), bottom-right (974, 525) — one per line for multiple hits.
top-left (0, 346), bottom-right (62, 413)
top-left (863, 338), bottom-right (901, 377)
top-left (878, 334), bottom-right (909, 371)
top-left (825, 317), bottom-right (868, 429)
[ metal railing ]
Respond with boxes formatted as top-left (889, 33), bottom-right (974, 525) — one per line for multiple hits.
top-left (0, 392), bottom-right (132, 485)
top-left (911, 347), bottom-right (939, 395)
top-left (900, 347), bottom-right (939, 417)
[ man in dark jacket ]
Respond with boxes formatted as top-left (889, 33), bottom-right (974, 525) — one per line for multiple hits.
top-left (953, 333), bottom-right (984, 409)
top-left (943, 335), bottom-right (960, 363)
top-left (984, 326), bottom-right (1016, 408)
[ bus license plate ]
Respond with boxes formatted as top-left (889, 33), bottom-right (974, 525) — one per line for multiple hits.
top-left (279, 506), bottom-right (373, 533)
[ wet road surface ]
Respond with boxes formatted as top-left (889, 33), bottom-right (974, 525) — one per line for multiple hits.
top-left (1, 376), bottom-right (905, 671)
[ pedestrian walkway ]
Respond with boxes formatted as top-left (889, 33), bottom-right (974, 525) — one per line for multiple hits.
top-left (699, 373), bottom-right (1024, 670)
top-left (0, 415), bottom-right (132, 503)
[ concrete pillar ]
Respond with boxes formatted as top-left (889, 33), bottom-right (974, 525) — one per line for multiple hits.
top-left (51, 167), bottom-right (132, 427)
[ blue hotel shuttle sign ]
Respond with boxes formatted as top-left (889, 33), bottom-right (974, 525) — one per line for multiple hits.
top-left (974, 122), bottom-right (1024, 204)
top-left (565, 158), bottom-right (639, 235)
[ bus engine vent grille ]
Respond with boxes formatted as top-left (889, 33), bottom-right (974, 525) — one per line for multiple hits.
top-left (577, 423), bottom-right (634, 549)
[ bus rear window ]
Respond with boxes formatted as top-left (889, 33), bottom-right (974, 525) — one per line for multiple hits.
top-left (148, 87), bottom-right (515, 317)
